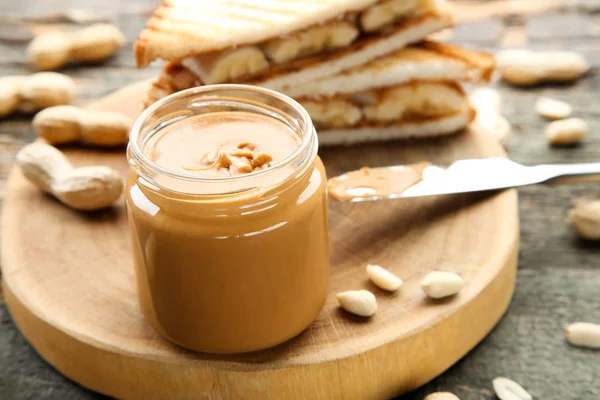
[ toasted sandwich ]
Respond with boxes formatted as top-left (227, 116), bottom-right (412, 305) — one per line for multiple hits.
top-left (144, 41), bottom-right (492, 145)
top-left (135, 0), bottom-right (454, 89)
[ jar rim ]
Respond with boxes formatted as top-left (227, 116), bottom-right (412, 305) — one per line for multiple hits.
top-left (128, 84), bottom-right (317, 184)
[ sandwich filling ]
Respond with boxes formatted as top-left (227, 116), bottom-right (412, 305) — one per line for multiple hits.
top-left (298, 82), bottom-right (468, 129)
top-left (179, 0), bottom-right (438, 84)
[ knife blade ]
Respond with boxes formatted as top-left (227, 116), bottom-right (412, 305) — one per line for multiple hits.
top-left (330, 158), bottom-right (600, 202)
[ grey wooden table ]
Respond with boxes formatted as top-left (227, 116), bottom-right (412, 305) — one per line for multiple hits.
top-left (1, 1), bottom-right (599, 399)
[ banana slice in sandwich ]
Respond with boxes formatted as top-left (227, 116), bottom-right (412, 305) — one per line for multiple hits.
top-left (359, 82), bottom-right (467, 121)
top-left (181, 47), bottom-right (269, 85)
top-left (262, 21), bottom-right (359, 64)
top-left (179, 20), bottom-right (360, 84)
top-left (360, 0), bottom-right (423, 32)
top-left (299, 99), bottom-right (363, 129)
top-left (299, 82), bottom-right (467, 129)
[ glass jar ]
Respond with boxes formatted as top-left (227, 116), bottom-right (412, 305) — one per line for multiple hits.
top-left (126, 85), bottom-right (330, 353)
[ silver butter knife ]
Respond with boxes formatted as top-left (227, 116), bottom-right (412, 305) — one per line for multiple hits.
top-left (330, 158), bottom-right (600, 202)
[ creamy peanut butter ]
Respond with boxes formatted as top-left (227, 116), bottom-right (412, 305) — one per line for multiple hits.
top-left (328, 162), bottom-right (430, 200)
top-left (127, 107), bottom-right (329, 354)
top-left (147, 112), bottom-right (300, 176)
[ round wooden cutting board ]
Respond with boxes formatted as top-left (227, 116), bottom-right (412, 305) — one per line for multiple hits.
top-left (2, 81), bottom-right (519, 400)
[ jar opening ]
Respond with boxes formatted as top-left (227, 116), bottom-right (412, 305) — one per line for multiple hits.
top-left (128, 85), bottom-right (318, 195)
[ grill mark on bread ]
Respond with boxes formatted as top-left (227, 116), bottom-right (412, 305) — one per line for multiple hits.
top-left (162, 0), bottom-right (356, 17)
top-left (159, 5), bottom-right (296, 27)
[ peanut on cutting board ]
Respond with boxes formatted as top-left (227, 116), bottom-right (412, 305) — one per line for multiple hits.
top-left (0, 72), bottom-right (75, 118)
top-left (420, 271), bottom-right (464, 299)
top-left (366, 264), bottom-right (403, 291)
top-left (534, 96), bottom-right (572, 120)
top-left (27, 24), bottom-right (125, 70)
top-left (568, 200), bottom-right (600, 240)
top-left (565, 322), bottom-right (600, 349)
top-left (336, 290), bottom-right (377, 317)
top-left (546, 118), bottom-right (587, 146)
top-left (16, 142), bottom-right (123, 211)
top-left (496, 49), bottom-right (589, 86)
top-left (492, 377), bottom-right (532, 400)
top-left (424, 393), bottom-right (460, 400)
top-left (33, 105), bottom-right (133, 147)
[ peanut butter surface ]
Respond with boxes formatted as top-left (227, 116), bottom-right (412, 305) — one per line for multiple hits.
top-left (328, 162), bottom-right (430, 201)
top-left (146, 111), bottom-right (301, 177)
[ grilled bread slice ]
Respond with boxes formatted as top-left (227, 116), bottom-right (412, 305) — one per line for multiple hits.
top-left (136, 0), bottom-right (453, 88)
top-left (136, 0), bottom-right (443, 66)
top-left (136, 0), bottom-right (382, 67)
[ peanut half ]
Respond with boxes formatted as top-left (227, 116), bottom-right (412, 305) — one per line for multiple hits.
top-left (0, 72), bottom-right (75, 118)
top-left (366, 264), bottom-right (403, 291)
top-left (496, 49), bottom-right (589, 86)
top-left (534, 96), bottom-right (572, 120)
top-left (336, 290), bottom-right (377, 317)
top-left (568, 200), bottom-right (600, 240)
top-left (492, 377), bottom-right (532, 400)
top-left (566, 322), bottom-right (600, 349)
top-left (546, 118), bottom-right (587, 146)
top-left (33, 105), bottom-right (133, 147)
top-left (420, 271), bottom-right (464, 299)
top-left (16, 142), bottom-right (123, 211)
top-left (424, 393), bottom-right (460, 400)
top-left (27, 24), bottom-right (125, 71)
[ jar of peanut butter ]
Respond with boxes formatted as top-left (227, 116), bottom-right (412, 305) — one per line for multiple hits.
top-left (126, 85), bottom-right (329, 353)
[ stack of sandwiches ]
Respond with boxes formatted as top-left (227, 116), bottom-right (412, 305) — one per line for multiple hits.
top-left (135, 0), bottom-right (494, 146)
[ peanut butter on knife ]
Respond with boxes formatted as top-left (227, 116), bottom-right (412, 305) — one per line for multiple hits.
top-left (328, 162), bottom-right (430, 201)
